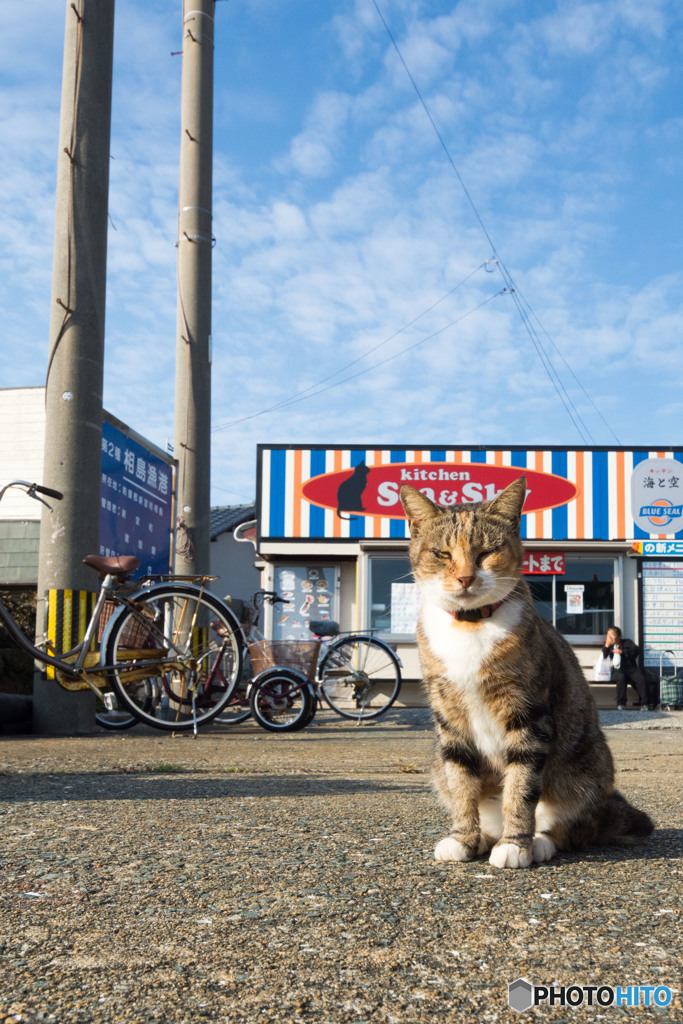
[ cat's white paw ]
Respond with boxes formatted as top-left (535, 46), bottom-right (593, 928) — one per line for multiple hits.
top-left (532, 835), bottom-right (556, 863)
top-left (489, 842), bottom-right (532, 869)
top-left (434, 836), bottom-right (473, 862)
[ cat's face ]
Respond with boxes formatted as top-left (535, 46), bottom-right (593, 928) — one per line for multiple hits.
top-left (400, 477), bottom-right (526, 612)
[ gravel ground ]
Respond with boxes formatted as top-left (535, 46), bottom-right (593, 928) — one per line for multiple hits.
top-left (0, 709), bottom-right (681, 1023)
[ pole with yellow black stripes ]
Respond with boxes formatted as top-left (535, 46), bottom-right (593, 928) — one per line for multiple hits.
top-left (34, 0), bottom-right (115, 734)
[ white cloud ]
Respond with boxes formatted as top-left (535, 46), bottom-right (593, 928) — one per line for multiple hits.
top-left (277, 91), bottom-right (351, 178)
top-left (2, 0), bottom-right (683, 504)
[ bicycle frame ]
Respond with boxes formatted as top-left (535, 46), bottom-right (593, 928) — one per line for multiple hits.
top-left (0, 577), bottom-right (224, 700)
top-left (1, 481), bottom-right (242, 731)
top-left (218, 590), bottom-right (403, 724)
top-left (0, 579), bottom-right (115, 681)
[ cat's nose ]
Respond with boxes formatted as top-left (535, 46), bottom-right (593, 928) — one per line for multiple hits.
top-left (457, 575), bottom-right (475, 589)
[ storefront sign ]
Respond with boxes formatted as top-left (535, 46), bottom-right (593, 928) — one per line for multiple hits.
top-left (523, 553), bottom-right (565, 574)
top-left (302, 462), bottom-right (576, 519)
top-left (258, 446), bottom-right (683, 543)
top-left (631, 457), bottom-right (683, 534)
top-left (100, 418), bottom-right (174, 577)
top-left (631, 541), bottom-right (683, 557)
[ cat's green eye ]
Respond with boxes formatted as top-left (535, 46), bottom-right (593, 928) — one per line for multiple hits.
top-left (433, 550), bottom-right (451, 561)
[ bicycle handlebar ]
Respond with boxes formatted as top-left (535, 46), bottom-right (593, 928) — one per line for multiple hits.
top-left (253, 590), bottom-right (286, 606)
top-left (0, 480), bottom-right (64, 504)
top-left (33, 485), bottom-right (64, 500)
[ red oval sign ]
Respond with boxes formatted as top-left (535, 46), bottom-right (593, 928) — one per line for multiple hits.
top-left (301, 462), bottom-right (577, 519)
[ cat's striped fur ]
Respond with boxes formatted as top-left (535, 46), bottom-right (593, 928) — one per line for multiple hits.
top-left (401, 476), bottom-right (653, 869)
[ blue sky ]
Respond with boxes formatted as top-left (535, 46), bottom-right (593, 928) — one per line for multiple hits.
top-left (1, 0), bottom-right (682, 504)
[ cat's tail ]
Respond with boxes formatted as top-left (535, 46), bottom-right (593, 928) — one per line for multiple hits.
top-left (596, 790), bottom-right (654, 845)
top-left (561, 790), bottom-right (654, 851)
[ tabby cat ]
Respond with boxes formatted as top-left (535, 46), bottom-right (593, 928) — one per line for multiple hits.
top-left (400, 476), bottom-right (653, 869)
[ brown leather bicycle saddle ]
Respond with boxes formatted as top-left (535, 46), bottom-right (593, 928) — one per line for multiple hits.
top-left (82, 554), bottom-right (140, 576)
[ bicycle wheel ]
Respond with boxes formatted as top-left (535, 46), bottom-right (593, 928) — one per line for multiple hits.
top-left (95, 704), bottom-right (138, 731)
top-left (248, 668), bottom-right (313, 732)
top-left (319, 636), bottom-right (401, 720)
top-left (214, 648), bottom-right (254, 724)
top-left (213, 682), bottom-right (252, 724)
top-left (104, 585), bottom-right (243, 732)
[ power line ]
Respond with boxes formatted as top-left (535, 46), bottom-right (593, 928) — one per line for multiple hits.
top-left (212, 287), bottom-right (504, 432)
top-left (493, 255), bottom-right (596, 444)
top-left (212, 262), bottom-right (489, 432)
top-left (372, 0), bottom-right (617, 447)
top-left (519, 295), bottom-right (623, 445)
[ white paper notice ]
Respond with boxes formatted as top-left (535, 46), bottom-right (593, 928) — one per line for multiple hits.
top-left (564, 584), bottom-right (585, 615)
top-left (391, 583), bottom-right (418, 634)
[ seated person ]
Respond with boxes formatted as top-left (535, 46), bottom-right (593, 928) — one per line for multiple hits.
top-left (602, 626), bottom-right (654, 710)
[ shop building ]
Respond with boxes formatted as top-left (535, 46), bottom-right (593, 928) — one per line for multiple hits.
top-left (256, 445), bottom-right (683, 708)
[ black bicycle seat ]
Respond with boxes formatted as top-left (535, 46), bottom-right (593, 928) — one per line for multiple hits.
top-left (308, 620), bottom-right (339, 638)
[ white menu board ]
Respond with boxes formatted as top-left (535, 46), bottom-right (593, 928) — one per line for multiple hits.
top-left (641, 560), bottom-right (683, 670)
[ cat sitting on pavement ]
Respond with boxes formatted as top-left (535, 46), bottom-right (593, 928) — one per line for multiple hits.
top-left (400, 476), bottom-right (654, 870)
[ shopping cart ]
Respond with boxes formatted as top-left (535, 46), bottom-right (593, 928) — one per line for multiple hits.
top-left (658, 650), bottom-right (683, 711)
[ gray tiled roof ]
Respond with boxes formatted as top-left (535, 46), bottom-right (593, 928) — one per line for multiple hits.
top-left (210, 504), bottom-right (256, 541)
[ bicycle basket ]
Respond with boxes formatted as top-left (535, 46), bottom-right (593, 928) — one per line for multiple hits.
top-left (248, 640), bottom-right (320, 678)
top-left (97, 600), bottom-right (152, 648)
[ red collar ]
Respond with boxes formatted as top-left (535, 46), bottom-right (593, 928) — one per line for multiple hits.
top-left (448, 597), bottom-right (508, 622)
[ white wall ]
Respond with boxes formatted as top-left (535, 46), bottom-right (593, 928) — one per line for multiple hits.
top-left (209, 532), bottom-right (261, 604)
top-left (0, 388), bottom-right (46, 519)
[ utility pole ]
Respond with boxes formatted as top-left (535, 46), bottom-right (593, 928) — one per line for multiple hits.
top-left (174, 0), bottom-right (215, 577)
top-left (34, 0), bottom-right (115, 734)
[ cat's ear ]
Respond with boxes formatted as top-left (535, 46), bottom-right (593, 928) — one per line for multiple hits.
top-left (400, 485), bottom-right (440, 534)
top-left (488, 475), bottom-right (527, 522)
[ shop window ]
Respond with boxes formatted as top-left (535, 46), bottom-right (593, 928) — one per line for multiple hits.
top-left (369, 556), bottom-right (415, 635)
top-left (527, 577), bottom-right (554, 624)
top-left (367, 554), bottom-right (615, 642)
top-left (527, 557), bottom-right (614, 641)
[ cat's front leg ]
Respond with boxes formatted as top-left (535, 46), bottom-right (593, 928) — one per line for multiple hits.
top-left (433, 740), bottom-right (482, 862)
top-left (489, 753), bottom-right (545, 870)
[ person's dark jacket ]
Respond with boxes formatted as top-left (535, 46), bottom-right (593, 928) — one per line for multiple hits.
top-left (603, 637), bottom-right (640, 669)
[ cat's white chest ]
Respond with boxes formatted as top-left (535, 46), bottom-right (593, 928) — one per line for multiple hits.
top-left (420, 600), bottom-right (522, 761)
top-left (420, 601), bottom-right (518, 688)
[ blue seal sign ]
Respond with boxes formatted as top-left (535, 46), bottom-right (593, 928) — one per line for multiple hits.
top-left (631, 457), bottom-right (683, 535)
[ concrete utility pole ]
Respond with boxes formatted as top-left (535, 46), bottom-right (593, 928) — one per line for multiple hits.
top-left (174, 0), bottom-right (215, 577)
top-left (34, 0), bottom-right (115, 733)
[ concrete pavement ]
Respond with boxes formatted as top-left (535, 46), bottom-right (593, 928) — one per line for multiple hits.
top-left (0, 709), bottom-right (681, 1023)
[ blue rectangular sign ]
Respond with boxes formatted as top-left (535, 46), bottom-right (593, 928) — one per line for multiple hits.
top-left (100, 419), bottom-right (174, 577)
top-left (637, 541), bottom-right (683, 557)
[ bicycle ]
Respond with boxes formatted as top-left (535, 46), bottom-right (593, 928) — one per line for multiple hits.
top-left (0, 480), bottom-right (243, 734)
top-left (215, 590), bottom-right (402, 731)
top-left (213, 591), bottom-right (317, 730)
